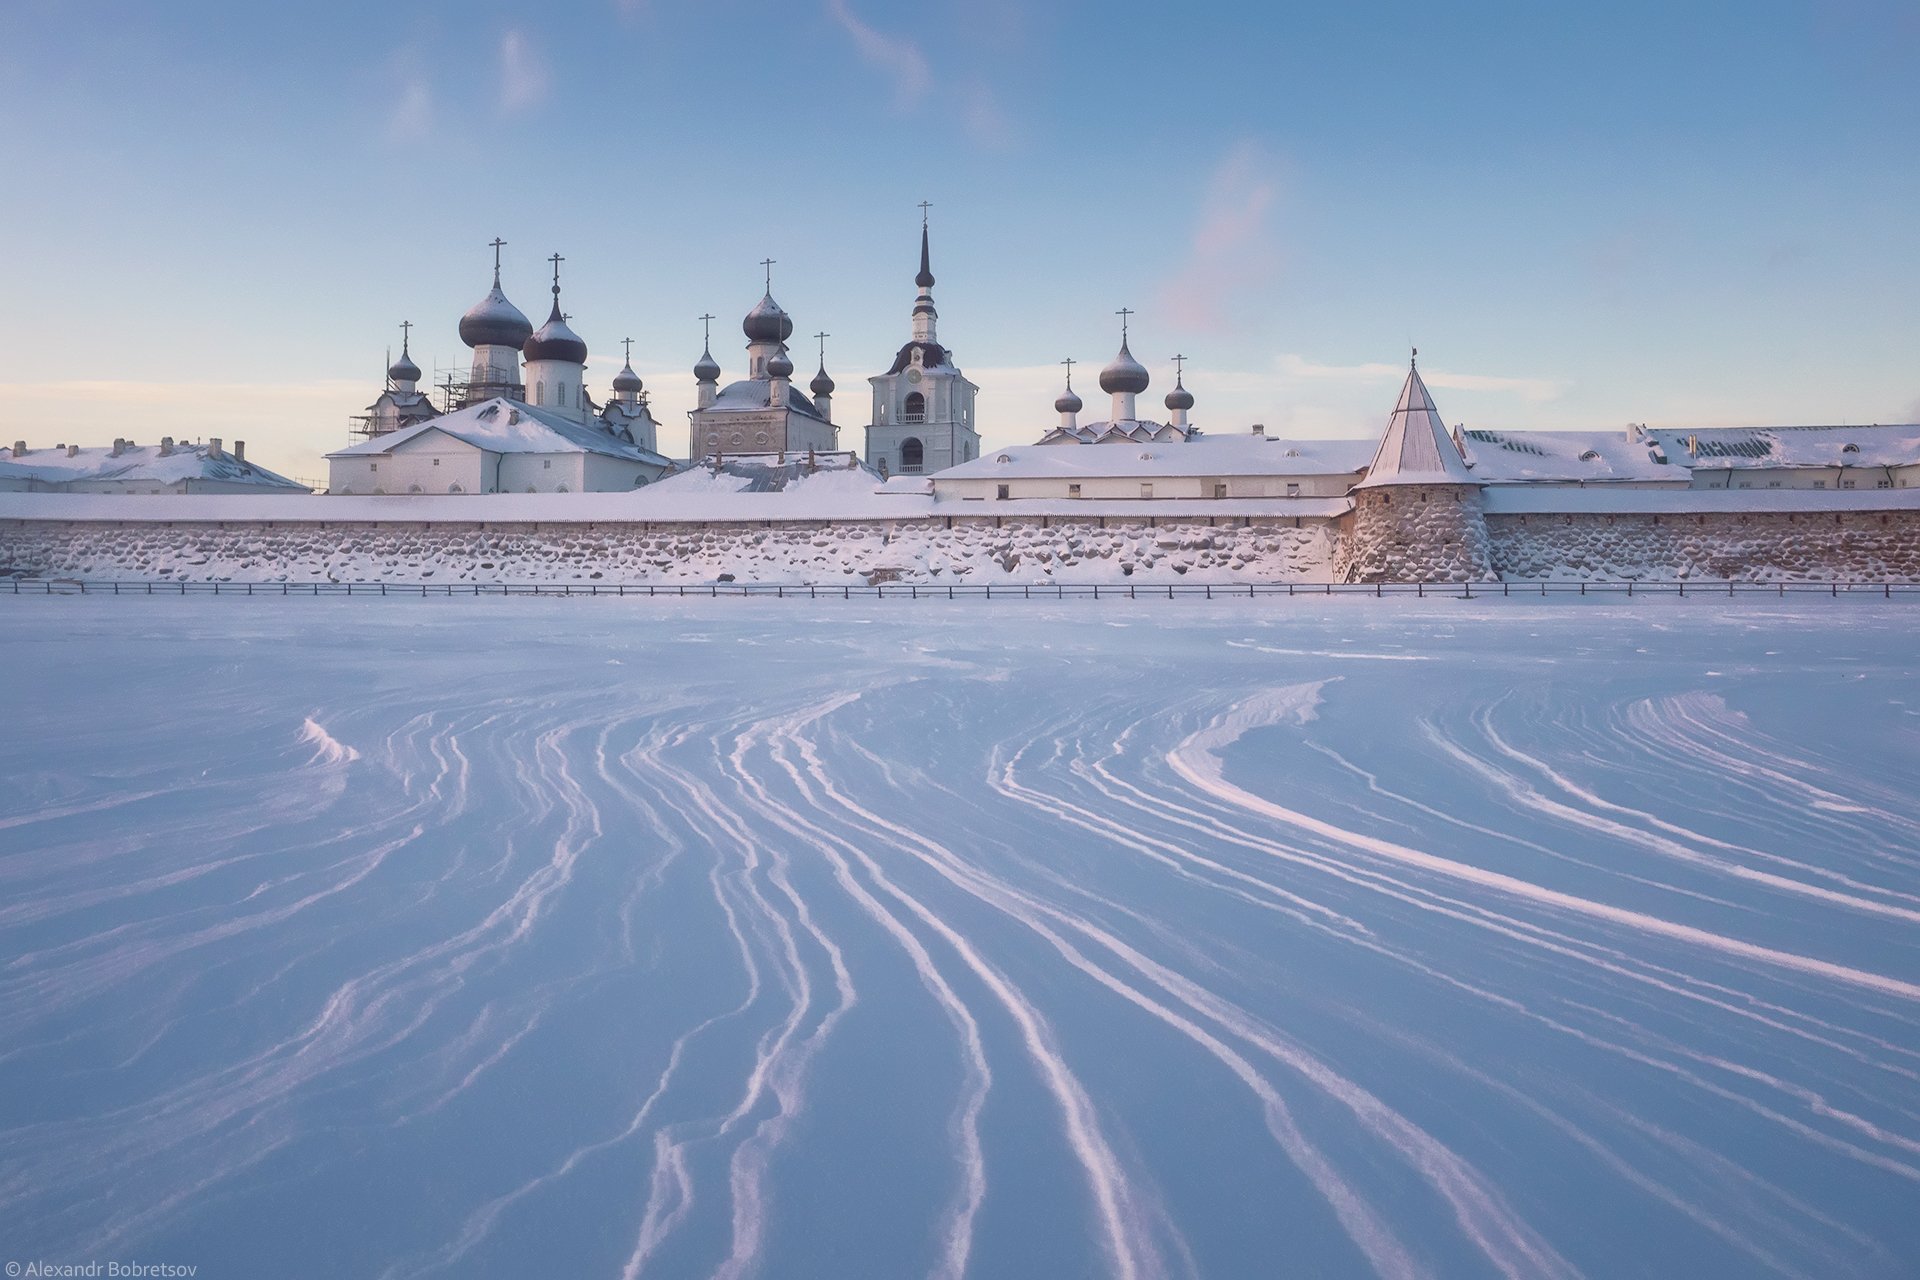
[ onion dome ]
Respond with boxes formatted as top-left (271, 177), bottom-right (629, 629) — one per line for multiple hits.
top-left (612, 362), bottom-right (643, 394)
top-left (1099, 336), bottom-right (1150, 395)
top-left (915, 222), bottom-right (935, 290)
top-left (810, 362), bottom-right (835, 396)
top-left (524, 301), bottom-right (587, 364)
top-left (1164, 378), bottom-right (1194, 412)
top-left (743, 292), bottom-right (794, 343)
top-left (459, 279), bottom-right (534, 349)
top-left (693, 341), bottom-right (721, 383)
top-left (767, 345), bottom-right (794, 379)
top-left (388, 346), bottom-right (421, 385)
top-left (1054, 385), bottom-right (1083, 414)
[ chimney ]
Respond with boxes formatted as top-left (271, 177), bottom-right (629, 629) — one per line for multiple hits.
top-left (233, 440), bottom-right (245, 462)
top-left (111, 438), bottom-right (126, 457)
top-left (1251, 423), bottom-right (1265, 437)
top-left (159, 437), bottom-right (174, 456)
top-left (65, 444), bottom-right (78, 457)
top-left (208, 437), bottom-right (223, 459)
top-left (10, 441), bottom-right (22, 458)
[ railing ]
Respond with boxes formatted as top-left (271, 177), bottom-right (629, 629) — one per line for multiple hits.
top-left (3, 579), bottom-right (1916, 600)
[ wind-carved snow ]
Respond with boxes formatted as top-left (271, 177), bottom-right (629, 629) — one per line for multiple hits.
top-left (0, 597), bottom-right (1916, 1278)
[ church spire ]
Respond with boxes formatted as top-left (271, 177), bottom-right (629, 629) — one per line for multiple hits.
top-left (911, 203), bottom-right (938, 344)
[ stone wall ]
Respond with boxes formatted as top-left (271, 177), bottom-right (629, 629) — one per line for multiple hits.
top-left (1488, 509), bottom-right (1920, 581)
top-left (0, 516), bottom-right (1339, 585)
top-left (1336, 485), bottom-right (1494, 582)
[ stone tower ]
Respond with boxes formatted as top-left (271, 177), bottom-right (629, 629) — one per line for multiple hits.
top-left (1337, 352), bottom-right (1494, 582)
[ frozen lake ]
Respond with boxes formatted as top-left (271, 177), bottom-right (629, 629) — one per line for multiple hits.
top-left (2, 597), bottom-right (1916, 1278)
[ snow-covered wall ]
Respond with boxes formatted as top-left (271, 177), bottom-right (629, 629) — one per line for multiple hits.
top-left (1487, 510), bottom-right (1920, 580)
top-left (1337, 485), bottom-right (1495, 583)
top-left (0, 516), bottom-right (1339, 585)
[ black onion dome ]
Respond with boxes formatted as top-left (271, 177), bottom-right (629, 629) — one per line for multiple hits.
top-left (766, 346), bottom-right (794, 379)
top-left (1055, 387), bottom-right (1083, 414)
top-left (1164, 380), bottom-right (1194, 411)
top-left (1099, 337), bottom-right (1150, 395)
top-left (915, 223), bottom-right (935, 290)
top-left (459, 282), bottom-right (535, 349)
top-left (693, 343), bottom-right (721, 382)
top-left (810, 363), bottom-right (835, 396)
top-left (743, 292), bottom-right (794, 343)
top-left (523, 302), bottom-right (587, 364)
top-left (612, 362), bottom-right (643, 394)
top-left (388, 349), bottom-right (422, 384)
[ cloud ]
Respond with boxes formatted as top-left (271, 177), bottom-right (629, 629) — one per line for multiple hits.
top-left (825, 0), bottom-right (931, 107)
top-left (1276, 354), bottom-right (1566, 403)
top-left (1158, 142), bottom-right (1282, 332)
top-left (958, 82), bottom-right (1015, 150)
top-left (387, 82), bottom-right (433, 145)
top-left (499, 30), bottom-right (550, 114)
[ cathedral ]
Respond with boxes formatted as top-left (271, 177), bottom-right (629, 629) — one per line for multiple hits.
top-left (687, 266), bottom-right (839, 459)
top-left (328, 244), bottom-right (671, 494)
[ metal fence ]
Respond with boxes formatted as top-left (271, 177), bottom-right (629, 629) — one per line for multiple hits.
top-left (3, 578), bottom-right (1917, 600)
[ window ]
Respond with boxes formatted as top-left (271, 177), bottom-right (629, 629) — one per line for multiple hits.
top-left (1877, 479), bottom-right (1893, 489)
top-left (903, 392), bottom-right (926, 424)
top-left (1068, 483), bottom-right (1081, 498)
top-left (1843, 479), bottom-right (1857, 489)
top-left (432, 457), bottom-right (440, 466)
top-left (1286, 482), bottom-right (1301, 497)
top-left (996, 483), bottom-right (1010, 500)
top-left (369, 462), bottom-right (377, 472)
top-left (536, 380), bottom-right (545, 405)
top-left (1140, 483), bottom-right (1153, 499)
top-left (543, 459), bottom-right (552, 469)
top-left (900, 437), bottom-right (924, 473)
top-left (1212, 482), bottom-right (1227, 499)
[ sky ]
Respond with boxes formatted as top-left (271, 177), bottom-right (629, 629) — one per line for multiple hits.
top-left (2, 0), bottom-right (1917, 482)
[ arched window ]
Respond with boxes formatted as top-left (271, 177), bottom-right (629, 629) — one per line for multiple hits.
top-left (901, 437), bottom-right (925, 472)
top-left (903, 392), bottom-right (926, 423)
top-left (536, 380), bottom-right (546, 405)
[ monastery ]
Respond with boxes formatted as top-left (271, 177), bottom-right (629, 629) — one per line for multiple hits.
top-left (3, 213), bottom-right (1918, 584)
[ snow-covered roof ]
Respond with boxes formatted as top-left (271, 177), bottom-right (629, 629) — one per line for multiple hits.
top-left (936, 435), bottom-right (1375, 481)
top-left (1037, 420), bottom-right (1192, 445)
top-left (1645, 424), bottom-right (1920, 470)
top-left (1484, 486), bottom-right (1920, 515)
top-left (0, 441), bottom-right (307, 489)
top-left (1354, 364), bottom-right (1475, 489)
top-left (647, 452), bottom-right (876, 495)
top-left (1461, 429), bottom-right (1689, 484)
top-left (701, 378), bottom-right (829, 420)
top-left (0, 487), bottom-right (1354, 526)
top-left (327, 397), bottom-right (667, 465)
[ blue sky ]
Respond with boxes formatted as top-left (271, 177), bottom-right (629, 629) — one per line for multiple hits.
top-left (3, 0), bottom-right (1916, 479)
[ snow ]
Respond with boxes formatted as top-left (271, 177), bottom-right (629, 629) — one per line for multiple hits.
top-left (937, 434), bottom-right (1375, 480)
top-left (2, 596), bottom-right (1917, 1277)
top-left (1649, 423), bottom-right (1920, 470)
top-left (1484, 485), bottom-right (1920, 514)
top-left (1355, 366), bottom-right (1474, 489)
top-left (1461, 428), bottom-right (1689, 485)
top-left (328, 398), bottom-right (667, 464)
top-left (0, 441), bottom-right (306, 488)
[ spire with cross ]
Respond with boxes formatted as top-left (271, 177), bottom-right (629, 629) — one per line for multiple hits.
top-left (400, 320), bottom-right (413, 355)
top-left (489, 237), bottom-right (506, 284)
top-left (1171, 353), bottom-right (1186, 382)
top-left (622, 336), bottom-right (634, 366)
top-left (1061, 355), bottom-right (1076, 391)
top-left (1116, 307), bottom-right (1134, 342)
top-left (700, 313), bottom-right (715, 345)
top-left (814, 331), bottom-right (830, 365)
top-left (761, 258), bottom-right (775, 293)
top-left (548, 252), bottom-right (565, 296)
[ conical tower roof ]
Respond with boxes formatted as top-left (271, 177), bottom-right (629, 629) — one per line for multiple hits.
top-left (1354, 354), bottom-right (1475, 489)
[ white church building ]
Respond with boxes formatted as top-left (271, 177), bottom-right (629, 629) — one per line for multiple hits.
top-left (863, 219), bottom-right (981, 477)
top-left (328, 246), bottom-right (671, 493)
top-left (688, 269), bottom-right (839, 459)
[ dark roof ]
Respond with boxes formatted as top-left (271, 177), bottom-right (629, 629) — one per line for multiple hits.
top-left (886, 340), bottom-right (949, 374)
